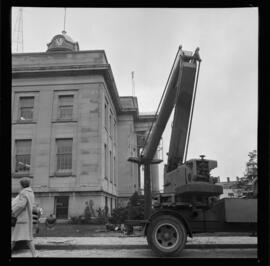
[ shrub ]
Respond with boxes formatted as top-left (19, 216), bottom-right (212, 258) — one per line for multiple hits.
top-left (70, 216), bottom-right (80, 224)
top-left (69, 215), bottom-right (89, 225)
top-left (108, 192), bottom-right (145, 225)
top-left (108, 207), bottom-right (128, 224)
top-left (90, 217), bottom-right (107, 225)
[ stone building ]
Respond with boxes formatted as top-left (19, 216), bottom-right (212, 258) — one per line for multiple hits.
top-left (11, 31), bottom-right (159, 219)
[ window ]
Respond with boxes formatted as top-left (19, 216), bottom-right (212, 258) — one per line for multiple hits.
top-left (110, 151), bottom-right (113, 183)
top-left (104, 100), bottom-right (108, 130)
top-left (15, 140), bottom-right (32, 172)
top-left (105, 196), bottom-right (108, 206)
top-left (109, 114), bottom-right (111, 134)
top-left (56, 139), bottom-right (73, 171)
top-left (113, 119), bottom-right (117, 142)
top-left (55, 196), bottom-right (69, 219)
top-left (104, 144), bottom-right (107, 179)
top-left (110, 198), bottom-right (113, 214)
top-left (58, 95), bottom-right (74, 120)
top-left (109, 111), bottom-right (113, 136)
top-left (113, 156), bottom-right (116, 185)
top-left (19, 97), bottom-right (34, 121)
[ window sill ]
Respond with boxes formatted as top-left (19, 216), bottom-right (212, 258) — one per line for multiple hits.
top-left (12, 172), bottom-right (33, 178)
top-left (51, 172), bottom-right (75, 177)
top-left (13, 120), bottom-right (36, 125)
top-left (52, 119), bottom-right (77, 123)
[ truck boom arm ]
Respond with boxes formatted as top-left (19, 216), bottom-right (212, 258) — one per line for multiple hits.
top-left (141, 47), bottom-right (182, 161)
top-left (142, 47), bottom-right (201, 166)
top-left (166, 50), bottom-right (200, 172)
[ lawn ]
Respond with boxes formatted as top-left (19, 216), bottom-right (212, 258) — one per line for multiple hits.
top-left (35, 223), bottom-right (252, 237)
top-left (36, 223), bottom-right (143, 237)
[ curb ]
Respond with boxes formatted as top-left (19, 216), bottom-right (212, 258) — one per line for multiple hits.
top-left (35, 244), bottom-right (257, 250)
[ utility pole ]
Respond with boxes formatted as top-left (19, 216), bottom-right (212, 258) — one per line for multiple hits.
top-left (131, 71), bottom-right (135, 96)
top-left (13, 7), bottom-right (24, 53)
top-left (63, 8), bottom-right (67, 32)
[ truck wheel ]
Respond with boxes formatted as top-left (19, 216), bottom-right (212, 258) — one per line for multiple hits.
top-left (147, 215), bottom-right (187, 257)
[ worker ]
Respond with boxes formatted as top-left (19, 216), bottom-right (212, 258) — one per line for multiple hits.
top-left (45, 214), bottom-right (57, 230)
top-left (32, 204), bottom-right (42, 234)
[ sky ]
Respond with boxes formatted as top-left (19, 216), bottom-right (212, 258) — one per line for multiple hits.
top-left (11, 7), bottom-right (258, 188)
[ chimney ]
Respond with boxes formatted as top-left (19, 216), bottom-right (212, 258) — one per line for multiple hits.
top-left (227, 177), bottom-right (230, 183)
top-left (236, 176), bottom-right (239, 182)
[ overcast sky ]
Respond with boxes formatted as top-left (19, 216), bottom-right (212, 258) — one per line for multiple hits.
top-left (12, 7), bottom-right (258, 187)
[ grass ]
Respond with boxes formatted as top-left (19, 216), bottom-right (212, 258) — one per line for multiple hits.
top-left (36, 223), bottom-right (129, 237)
top-left (35, 223), bottom-right (253, 237)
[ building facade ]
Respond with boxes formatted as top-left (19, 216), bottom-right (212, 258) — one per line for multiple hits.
top-left (11, 32), bottom-right (158, 219)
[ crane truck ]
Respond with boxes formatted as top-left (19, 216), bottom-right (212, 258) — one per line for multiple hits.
top-left (127, 46), bottom-right (257, 256)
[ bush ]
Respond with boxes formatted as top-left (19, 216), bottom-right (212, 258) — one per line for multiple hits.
top-left (108, 207), bottom-right (128, 224)
top-left (108, 192), bottom-right (145, 225)
top-left (69, 215), bottom-right (107, 225)
top-left (90, 217), bottom-right (107, 225)
top-left (70, 216), bottom-right (80, 224)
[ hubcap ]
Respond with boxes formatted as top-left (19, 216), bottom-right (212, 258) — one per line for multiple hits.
top-left (154, 223), bottom-right (179, 250)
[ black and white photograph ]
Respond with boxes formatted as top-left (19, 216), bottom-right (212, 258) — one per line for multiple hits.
top-left (9, 6), bottom-right (260, 259)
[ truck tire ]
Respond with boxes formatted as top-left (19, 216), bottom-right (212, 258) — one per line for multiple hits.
top-left (147, 215), bottom-right (187, 257)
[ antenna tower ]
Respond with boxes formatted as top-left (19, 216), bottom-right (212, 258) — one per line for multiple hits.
top-left (13, 7), bottom-right (24, 53)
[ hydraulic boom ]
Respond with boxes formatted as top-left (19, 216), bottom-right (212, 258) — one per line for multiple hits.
top-left (128, 46), bottom-right (201, 218)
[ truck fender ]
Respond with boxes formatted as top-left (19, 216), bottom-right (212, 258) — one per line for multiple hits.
top-left (144, 209), bottom-right (192, 238)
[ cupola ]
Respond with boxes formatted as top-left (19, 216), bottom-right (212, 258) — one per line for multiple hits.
top-left (46, 30), bottom-right (79, 52)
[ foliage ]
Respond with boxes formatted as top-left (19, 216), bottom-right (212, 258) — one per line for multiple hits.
top-left (108, 191), bottom-right (145, 225)
top-left (91, 217), bottom-right (107, 224)
top-left (108, 207), bottom-right (129, 224)
top-left (84, 204), bottom-right (92, 220)
top-left (69, 215), bottom-right (107, 225)
top-left (96, 207), bottom-right (108, 218)
top-left (69, 215), bottom-right (86, 224)
top-left (244, 150), bottom-right (257, 181)
top-left (234, 150), bottom-right (257, 197)
top-left (127, 191), bottom-right (145, 220)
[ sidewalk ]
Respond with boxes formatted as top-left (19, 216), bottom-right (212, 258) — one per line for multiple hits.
top-left (33, 236), bottom-right (257, 250)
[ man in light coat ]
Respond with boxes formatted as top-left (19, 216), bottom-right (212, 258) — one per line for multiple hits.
top-left (11, 177), bottom-right (37, 257)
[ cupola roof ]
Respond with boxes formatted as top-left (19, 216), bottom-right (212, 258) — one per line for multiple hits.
top-left (47, 31), bottom-right (79, 52)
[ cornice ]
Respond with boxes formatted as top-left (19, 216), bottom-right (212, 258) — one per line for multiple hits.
top-left (12, 63), bottom-right (122, 114)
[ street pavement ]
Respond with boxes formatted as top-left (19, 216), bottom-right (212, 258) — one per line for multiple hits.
top-left (33, 236), bottom-right (257, 249)
top-left (11, 236), bottom-right (257, 258)
top-left (11, 248), bottom-right (257, 258)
